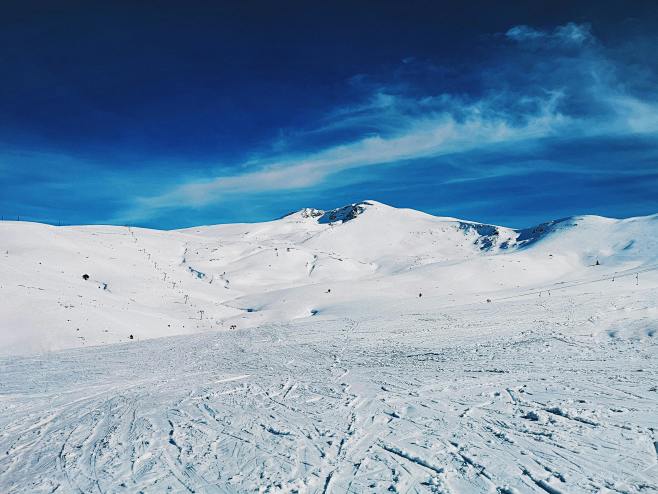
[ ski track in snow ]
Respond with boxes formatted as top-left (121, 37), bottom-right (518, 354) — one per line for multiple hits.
top-left (1, 202), bottom-right (658, 492)
top-left (1, 288), bottom-right (657, 493)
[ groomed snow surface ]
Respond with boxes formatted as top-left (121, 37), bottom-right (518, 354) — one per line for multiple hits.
top-left (1, 201), bottom-right (657, 493)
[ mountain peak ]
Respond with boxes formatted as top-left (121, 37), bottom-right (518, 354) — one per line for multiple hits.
top-left (284, 200), bottom-right (385, 224)
top-left (317, 201), bottom-right (375, 224)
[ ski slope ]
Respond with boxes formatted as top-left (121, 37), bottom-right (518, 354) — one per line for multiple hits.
top-left (1, 201), bottom-right (657, 492)
top-left (1, 200), bottom-right (656, 355)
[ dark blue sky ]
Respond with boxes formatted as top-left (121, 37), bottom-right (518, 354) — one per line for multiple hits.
top-left (1, 1), bottom-right (657, 228)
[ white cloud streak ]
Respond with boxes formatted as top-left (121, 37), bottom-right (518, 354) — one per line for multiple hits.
top-left (118, 22), bottom-right (658, 222)
top-left (125, 95), bottom-right (567, 220)
top-left (506, 22), bottom-right (594, 46)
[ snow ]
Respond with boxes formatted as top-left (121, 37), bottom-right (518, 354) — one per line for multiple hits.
top-left (1, 200), bottom-right (657, 492)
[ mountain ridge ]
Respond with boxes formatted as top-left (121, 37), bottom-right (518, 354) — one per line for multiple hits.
top-left (1, 201), bottom-right (657, 355)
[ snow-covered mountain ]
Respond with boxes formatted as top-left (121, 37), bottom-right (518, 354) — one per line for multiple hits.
top-left (1, 200), bottom-right (657, 355)
top-left (2, 201), bottom-right (658, 493)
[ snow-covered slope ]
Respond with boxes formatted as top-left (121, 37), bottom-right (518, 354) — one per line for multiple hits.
top-left (2, 201), bottom-right (658, 493)
top-left (1, 200), bottom-right (657, 355)
top-left (1, 278), bottom-right (657, 493)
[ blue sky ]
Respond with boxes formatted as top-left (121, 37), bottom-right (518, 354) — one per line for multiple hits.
top-left (1, 1), bottom-right (657, 228)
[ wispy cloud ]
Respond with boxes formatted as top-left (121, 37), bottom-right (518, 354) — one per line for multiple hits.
top-left (505, 22), bottom-right (594, 46)
top-left (116, 22), bottom-right (658, 222)
top-left (125, 94), bottom-right (566, 219)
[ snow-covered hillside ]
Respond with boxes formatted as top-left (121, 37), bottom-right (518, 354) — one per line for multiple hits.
top-left (1, 201), bottom-right (658, 492)
top-left (1, 276), bottom-right (657, 493)
top-left (1, 200), bottom-right (657, 354)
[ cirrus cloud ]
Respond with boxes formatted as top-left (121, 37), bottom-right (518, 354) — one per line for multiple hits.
top-left (114, 21), bottom-right (658, 223)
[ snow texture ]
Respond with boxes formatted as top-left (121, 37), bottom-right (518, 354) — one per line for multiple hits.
top-left (1, 200), bottom-right (657, 492)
